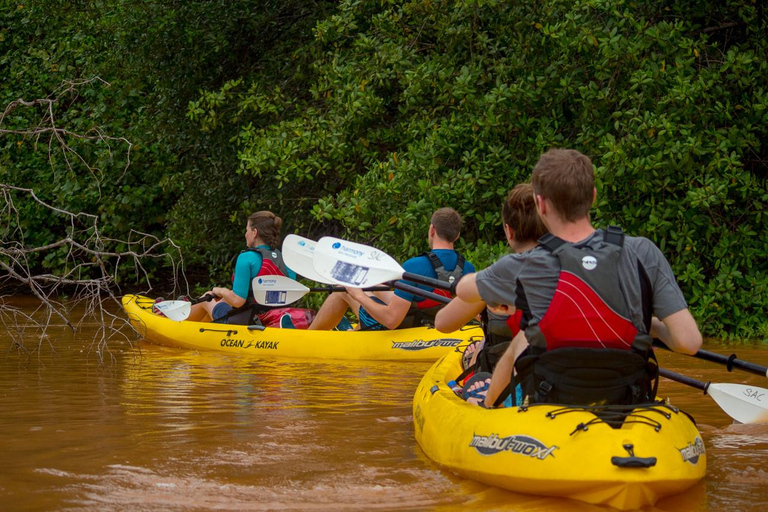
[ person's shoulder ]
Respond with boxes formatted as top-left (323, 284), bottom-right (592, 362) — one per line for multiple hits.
top-left (623, 234), bottom-right (662, 255)
top-left (237, 249), bottom-right (262, 263)
top-left (401, 252), bottom-right (432, 273)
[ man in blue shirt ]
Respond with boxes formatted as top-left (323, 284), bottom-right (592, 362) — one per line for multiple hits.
top-left (308, 207), bottom-right (475, 330)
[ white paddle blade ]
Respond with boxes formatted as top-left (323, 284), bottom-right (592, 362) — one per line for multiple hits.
top-left (152, 300), bottom-right (191, 321)
top-left (312, 236), bottom-right (405, 287)
top-left (282, 234), bottom-right (335, 284)
top-left (708, 383), bottom-right (768, 424)
top-left (252, 275), bottom-right (309, 306)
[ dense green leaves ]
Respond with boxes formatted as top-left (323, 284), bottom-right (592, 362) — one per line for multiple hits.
top-left (2, 0), bottom-right (767, 339)
top-left (196, 0), bottom-right (766, 339)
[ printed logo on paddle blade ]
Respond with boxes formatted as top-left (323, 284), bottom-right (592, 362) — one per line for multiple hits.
top-left (678, 437), bottom-right (705, 464)
top-left (258, 277), bottom-right (277, 285)
top-left (298, 241), bottom-right (306, 247)
top-left (470, 433), bottom-right (557, 460)
top-left (391, 338), bottom-right (463, 350)
top-left (332, 242), bottom-right (341, 249)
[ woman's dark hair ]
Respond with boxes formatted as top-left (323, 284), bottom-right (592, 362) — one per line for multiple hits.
top-left (247, 211), bottom-right (283, 248)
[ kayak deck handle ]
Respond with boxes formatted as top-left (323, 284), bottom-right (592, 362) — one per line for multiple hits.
top-left (611, 443), bottom-right (657, 468)
top-left (611, 456), bottom-right (657, 468)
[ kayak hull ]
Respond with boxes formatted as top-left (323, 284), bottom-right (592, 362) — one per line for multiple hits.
top-left (413, 350), bottom-right (707, 509)
top-left (122, 294), bottom-right (482, 361)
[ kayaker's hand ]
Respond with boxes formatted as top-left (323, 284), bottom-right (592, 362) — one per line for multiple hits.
top-left (345, 286), bottom-right (367, 302)
top-left (209, 288), bottom-right (226, 300)
top-left (487, 304), bottom-right (512, 316)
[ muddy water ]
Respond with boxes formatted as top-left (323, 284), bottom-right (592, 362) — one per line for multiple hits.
top-left (1, 301), bottom-right (767, 511)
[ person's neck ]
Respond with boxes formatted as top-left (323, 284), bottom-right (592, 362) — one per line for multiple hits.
top-left (513, 241), bottom-right (538, 253)
top-left (548, 218), bottom-right (595, 243)
top-left (431, 239), bottom-right (454, 251)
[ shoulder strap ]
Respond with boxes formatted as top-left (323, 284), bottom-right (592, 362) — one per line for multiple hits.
top-left (604, 225), bottom-right (625, 247)
top-left (455, 253), bottom-right (465, 271)
top-left (424, 251), bottom-right (444, 271)
top-left (538, 233), bottom-right (567, 253)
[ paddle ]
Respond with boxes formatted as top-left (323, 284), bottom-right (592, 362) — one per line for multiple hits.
top-left (282, 234), bottom-right (337, 284)
top-left (251, 274), bottom-right (390, 307)
top-left (659, 368), bottom-right (768, 424)
top-left (152, 294), bottom-right (216, 321)
top-left (654, 340), bottom-right (768, 378)
top-left (311, 236), bottom-right (452, 290)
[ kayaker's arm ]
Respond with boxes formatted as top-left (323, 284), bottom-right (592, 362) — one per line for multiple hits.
top-left (455, 273), bottom-right (484, 302)
top-left (347, 288), bottom-right (411, 330)
top-left (435, 297), bottom-right (485, 333)
top-left (212, 287), bottom-right (246, 309)
top-left (650, 310), bottom-right (702, 355)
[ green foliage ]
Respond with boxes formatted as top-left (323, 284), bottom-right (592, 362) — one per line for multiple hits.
top-left (195, 0), bottom-right (767, 339)
top-left (3, 0), bottom-right (767, 339)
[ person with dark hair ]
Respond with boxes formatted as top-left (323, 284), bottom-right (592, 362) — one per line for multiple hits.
top-left (308, 207), bottom-right (476, 330)
top-left (435, 184), bottom-right (547, 403)
top-left (186, 211), bottom-right (303, 326)
top-left (455, 149), bottom-right (702, 408)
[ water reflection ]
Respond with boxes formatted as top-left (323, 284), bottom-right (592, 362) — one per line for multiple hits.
top-left (1, 326), bottom-right (767, 510)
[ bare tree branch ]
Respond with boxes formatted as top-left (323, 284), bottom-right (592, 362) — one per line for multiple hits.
top-left (1, 78), bottom-right (186, 362)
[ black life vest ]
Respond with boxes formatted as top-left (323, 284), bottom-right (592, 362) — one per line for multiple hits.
top-left (398, 251), bottom-right (465, 328)
top-left (511, 226), bottom-right (658, 407)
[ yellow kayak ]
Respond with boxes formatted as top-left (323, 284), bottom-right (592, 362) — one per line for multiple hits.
top-left (122, 294), bottom-right (483, 361)
top-left (413, 349), bottom-right (707, 509)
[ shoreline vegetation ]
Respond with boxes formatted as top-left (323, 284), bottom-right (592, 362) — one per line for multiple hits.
top-left (2, 1), bottom-right (766, 348)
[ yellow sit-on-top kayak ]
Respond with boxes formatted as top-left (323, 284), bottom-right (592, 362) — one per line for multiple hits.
top-left (122, 294), bottom-right (483, 361)
top-left (413, 349), bottom-right (706, 510)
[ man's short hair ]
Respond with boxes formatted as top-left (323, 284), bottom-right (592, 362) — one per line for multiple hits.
top-left (531, 149), bottom-right (594, 222)
top-left (502, 183), bottom-right (548, 244)
top-left (431, 207), bottom-right (462, 242)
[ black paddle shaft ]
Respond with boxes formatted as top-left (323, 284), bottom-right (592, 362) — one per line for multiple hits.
top-left (309, 285), bottom-right (391, 293)
top-left (394, 281), bottom-right (451, 305)
top-left (653, 339), bottom-right (768, 378)
top-left (401, 271), bottom-right (452, 291)
top-left (659, 368), bottom-right (710, 394)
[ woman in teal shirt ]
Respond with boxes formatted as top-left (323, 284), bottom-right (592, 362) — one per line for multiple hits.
top-left (186, 211), bottom-right (295, 324)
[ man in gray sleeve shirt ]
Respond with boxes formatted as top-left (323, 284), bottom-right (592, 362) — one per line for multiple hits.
top-left (455, 148), bottom-right (702, 407)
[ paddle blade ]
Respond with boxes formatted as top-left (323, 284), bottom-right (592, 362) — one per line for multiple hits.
top-left (707, 383), bottom-right (768, 424)
top-left (282, 234), bottom-right (335, 284)
top-left (252, 274), bottom-right (309, 306)
top-left (313, 236), bottom-right (405, 287)
top-left (152, 300), bottom-right (191, 321)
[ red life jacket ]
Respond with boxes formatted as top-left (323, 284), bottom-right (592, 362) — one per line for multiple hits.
top-left (528, 228), bottom-right (640, 351)
top-left (512, 227), bottom-right (657, 406)
top-left (505, 310), bottom-right (523, 338)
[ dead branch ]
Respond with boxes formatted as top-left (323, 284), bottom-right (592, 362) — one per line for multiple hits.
top-left (1, 78), bottom-right (186, 362)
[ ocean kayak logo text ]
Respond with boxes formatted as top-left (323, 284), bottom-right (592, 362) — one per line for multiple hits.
top-left (469, 433), bottom-right (557, 460)
top-left (391, 338), bottom-right (463, 351)
top-left (220, 338), bottom-right (279, 350)
top-left (331, 242), bottom-right (364, 258)
top-left (678, 438), bottom-right (705, 464)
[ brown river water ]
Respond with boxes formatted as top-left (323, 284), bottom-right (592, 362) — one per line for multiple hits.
top-left (1, 298), bottom-right (767, 511)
